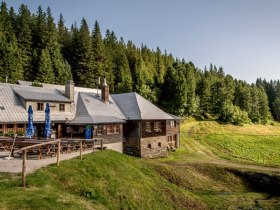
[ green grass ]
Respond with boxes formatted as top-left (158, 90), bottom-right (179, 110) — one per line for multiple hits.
top-left (201, 134), bottom-right (280, 166)
top-left (185, 119), bottom-right (280, 166)
top-left (1, 119), bottom-right (280, 209)
top-left (0, 151), bottom-right (206, 210)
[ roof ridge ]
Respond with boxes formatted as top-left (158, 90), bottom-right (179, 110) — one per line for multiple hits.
top-left (134, 92), bottom-right (143, 119)
top-left (76, 92), bottom-right (92, 120)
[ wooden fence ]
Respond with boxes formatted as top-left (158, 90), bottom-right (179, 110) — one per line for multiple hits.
top-left (12, 138), bottom-right (104, 187)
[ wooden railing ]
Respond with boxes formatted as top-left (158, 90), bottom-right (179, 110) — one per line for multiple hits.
top-left (12, 138), bottom-right (104, 187)
top-left (16, 140), bottom-right (61, 187)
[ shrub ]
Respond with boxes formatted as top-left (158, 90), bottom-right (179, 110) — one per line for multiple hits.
top-left (4, 132), bottom-right (16, 137)
top-left (16, 131), bottom-right (24, 136)
top-left (219, 102), bottom-right (251, 125)
top-left (31, 80), bottom-right (43, 87)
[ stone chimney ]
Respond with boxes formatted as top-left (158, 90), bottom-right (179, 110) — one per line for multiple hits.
top-left (101, 78), bottom-right (109, 103)
top-left (65, 80), bottom-right (74, 101)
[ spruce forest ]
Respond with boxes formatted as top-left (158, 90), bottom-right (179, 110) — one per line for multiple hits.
top-left (1, 2), bottom-right (280, 124)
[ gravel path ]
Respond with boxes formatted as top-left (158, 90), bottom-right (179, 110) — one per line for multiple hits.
top-left (0, 142), bottom-right (122, 174)
top-left (0, 150), bottom-right (95, 174)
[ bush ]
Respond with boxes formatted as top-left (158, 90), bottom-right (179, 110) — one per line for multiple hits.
top-left (31, 80), bottom-right (43, 87)
top-left (4, 132), bottom-right (15, 137)
top-left (16, 131), bottom-right (24, 136)
top-left (219, 102), bottom-right (251, 125)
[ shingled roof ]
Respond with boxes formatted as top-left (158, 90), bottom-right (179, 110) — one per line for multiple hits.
top-left (111, 92), bottom-right (174, 120)
top-left (14, 89), bottom-right (72, 103)
top-left (1, 81), bottom-right (177, 124)
top-left (0, 83), bottom-right (74, 123)
top-left (69, 92), bottom-right (126, 124)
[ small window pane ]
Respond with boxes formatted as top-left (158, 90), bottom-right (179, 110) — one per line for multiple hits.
top-left (59, 104), bottom-right (65, 111)
top-left (37, 103), bottom-right (44, 111)
top-left (97, 126), bottom-right (103, 135)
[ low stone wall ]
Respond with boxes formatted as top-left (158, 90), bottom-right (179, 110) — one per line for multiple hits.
top-left (140, 136), bottom-right (168, 158)
top-left (104, 142), bottom-right (123, 153)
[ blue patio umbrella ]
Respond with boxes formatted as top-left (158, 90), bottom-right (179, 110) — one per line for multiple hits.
top-left (43, 103), bottom-right (51, 138)
top-left (26, 105), bottom-right (35, 138)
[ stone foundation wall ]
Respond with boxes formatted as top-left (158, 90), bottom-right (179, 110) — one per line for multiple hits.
top-left (140, 136), bottom-right (168, 158)
top-left (104, 142), bottom-right (123, 153)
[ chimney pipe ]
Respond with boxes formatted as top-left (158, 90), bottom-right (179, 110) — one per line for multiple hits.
top-left (65, 80), bottom-right (75, 101)
top-left (101, 78), bottom-right (109, 103)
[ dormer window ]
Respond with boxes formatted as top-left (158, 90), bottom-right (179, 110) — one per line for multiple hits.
top-left (59, 103), bottom-right (65, 111)
top-left (37, 103), bottom-right (44, 111)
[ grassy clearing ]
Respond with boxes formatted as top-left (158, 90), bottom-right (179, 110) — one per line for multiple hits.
top-left (183, 119), bottom-right (280, 166)
top-left (0, 151), bottom-right (206, 210)
top-left (0, 150), bottom-right (280, 209)
top-left (1, 119), bottom-right (280, 209)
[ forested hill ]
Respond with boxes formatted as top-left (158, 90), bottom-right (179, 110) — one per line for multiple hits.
top-left (0, 2), bottom-right (280, 124)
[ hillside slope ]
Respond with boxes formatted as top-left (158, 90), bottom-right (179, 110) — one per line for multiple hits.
top-left (1, 120), bottom-right (280, 209)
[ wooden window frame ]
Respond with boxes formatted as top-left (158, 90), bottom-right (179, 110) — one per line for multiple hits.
top-left (145, 122), bottom-right (151, 133)
top-left (97, 126), bottom-right (103, 135)
top-left (59, 103), bottom-right (65, 112)
top-left (115, 125), bottom-right (120, 134)
top-left (107, 125), bottom-right (114, 135)
top-left (37, 103), bottom-right (44, 111)
top-left (154, 122), bottom-right (162, 133)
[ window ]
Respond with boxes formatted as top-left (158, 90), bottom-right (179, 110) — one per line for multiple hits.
top-left (6, 124), bottom-right (13, 128)
top-left (106, 125), bottom-right (120, 135)
top-left (115, 125), bottom-right (120, 134)
top-left (145, 122), bottom-right (151, 133)
top-left (168, 136), bottom-right (172, 142)
top-left (154, 122), bottom-right (162, 132)
top-left (148, 144), bottom-right (152, 149)
top-left (170, 121), bottom-right (176, 127)
top-left (59, 103), bottom-right (65, 111)
top-left (17, 124), bottom-right (24, 128)
top-left (37, 103), bottom-right (44, 111)
top-left (158, 142), bottom-right (162, 147)
top-left (107, 125), bottom-right (114, 134)
top-left (97, 126), bottom-right (103, 135)
top-left (0, 106), bottom-right (4, 110)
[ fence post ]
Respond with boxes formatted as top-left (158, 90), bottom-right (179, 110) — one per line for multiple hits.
top-left (57, 140), bottom-right (60, 166)
top-left (22, 150), bottom-right (27, 187)
top-left (80, 140), bottom-right (83, 159)
top-left (101, 139), bottom-right (103, 151)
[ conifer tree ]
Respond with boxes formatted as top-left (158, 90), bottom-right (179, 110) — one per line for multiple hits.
top-left (15, 4), bottom-right (33, 80)
top-left (0, 33), bottom-right (23, 83)
top-left (36, 48), bottom-right (55, 83)
top-left (71, 18), bottom-right (94, 87)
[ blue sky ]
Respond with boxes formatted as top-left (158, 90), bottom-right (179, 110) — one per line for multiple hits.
top-left (4, 0), bottom-right (280, 83)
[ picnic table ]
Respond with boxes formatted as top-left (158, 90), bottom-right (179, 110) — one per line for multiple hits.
top-left (0, 137), bottom-right (104, 159)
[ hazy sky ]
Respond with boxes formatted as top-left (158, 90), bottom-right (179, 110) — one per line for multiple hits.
top-left (4, 0), bottom-right (280, 83)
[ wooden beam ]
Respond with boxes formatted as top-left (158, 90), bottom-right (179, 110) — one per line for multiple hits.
top-left (80, 140), bottom-right (83, 159)
top-left (101, 139), bottom-right (103, 151)
top-left (22, 150), bottom-right (27, 187)
top-left (18, 140), bottom-right (60, 151)
top-left (57, 140), bottom-right (60, 166)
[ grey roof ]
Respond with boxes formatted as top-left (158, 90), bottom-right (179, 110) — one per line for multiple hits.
top-left (14, 89), bottom-right (72, 103)
top-left (166, 113), bottom-right (182, 121)
top-left (0, 83), bottom-right (74, 123)
top-left (112, 92), bottom-right (173, 120)
top-left (1, 81), bottom-right (173, 125)
top-left (70, 92), bottom-right (126, 124)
